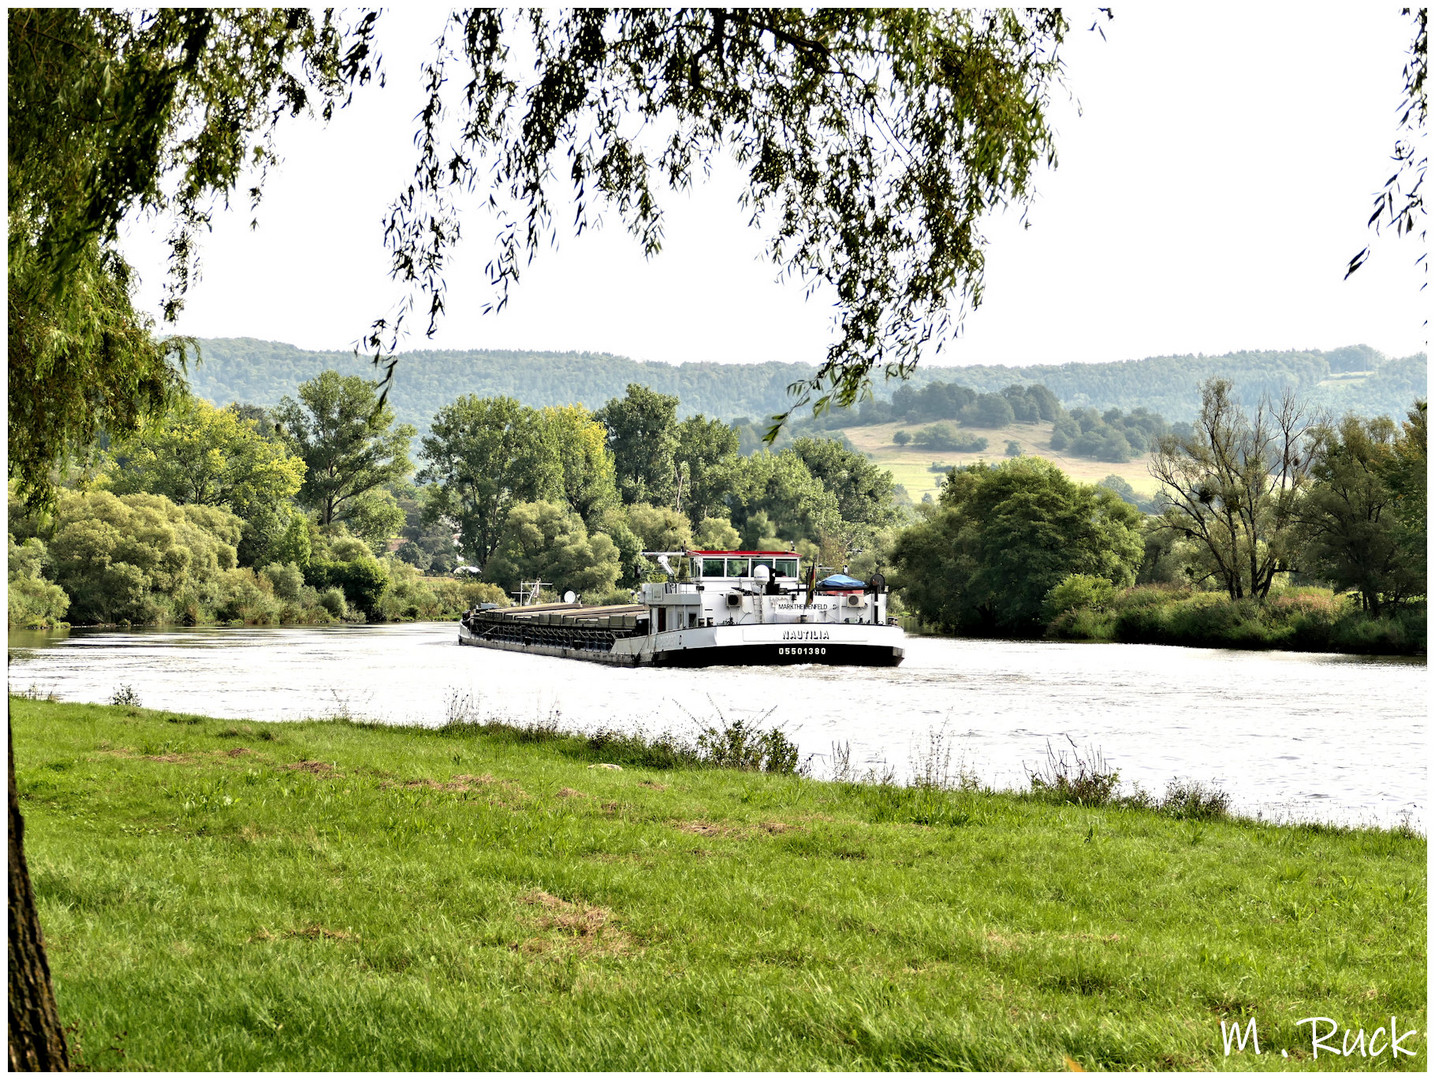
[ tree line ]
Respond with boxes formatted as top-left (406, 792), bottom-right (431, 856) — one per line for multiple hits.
top-left (8, 374), bottom-right (905, 628)
top-left (805, 376), bottom-right (1192, 464)
top-left (187, 337), bottom-right (1427, 436)
top-left (12, 367), bottom-right (1424, 655)
top-left (894, 347), bottom-right (1426, 424)
top-left (890, 379), bottom-right (1426, 653)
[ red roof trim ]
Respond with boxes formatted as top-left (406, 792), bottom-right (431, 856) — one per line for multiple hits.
top-left (688, 550), bottom-right (799, 557)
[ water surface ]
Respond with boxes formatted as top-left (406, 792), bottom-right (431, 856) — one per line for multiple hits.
top-left (9, 623), bottom-right (1424, 829)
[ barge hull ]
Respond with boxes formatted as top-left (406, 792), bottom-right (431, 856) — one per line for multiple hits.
top-left (458, 624), bottom-right (904, 667)
top-left (650, 642), bottom-right (902, 667)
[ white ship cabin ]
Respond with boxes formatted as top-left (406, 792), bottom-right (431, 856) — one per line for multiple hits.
top-left (637, 548), bottom-right (889, 632)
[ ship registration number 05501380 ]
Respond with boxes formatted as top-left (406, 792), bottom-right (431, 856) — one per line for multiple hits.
top-left (779, 646), bottom-right (827, 656)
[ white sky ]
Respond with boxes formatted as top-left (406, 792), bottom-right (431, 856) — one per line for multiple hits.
top-left (123, 6), bottom-right (1429, 369)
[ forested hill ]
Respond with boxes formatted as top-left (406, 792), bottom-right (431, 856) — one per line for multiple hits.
top-left (902, 345), bottom-right (1427, 422)
top-left (188, 337), bottom-right (1426, 430)
top-left (188, 338), bottom-right (817, 429)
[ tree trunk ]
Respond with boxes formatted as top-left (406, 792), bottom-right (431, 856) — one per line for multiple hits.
top-left (9, 718), bottom-right (70, 1071)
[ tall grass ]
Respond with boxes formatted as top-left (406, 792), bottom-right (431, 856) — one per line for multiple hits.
top-left (433, 697), bottom-right (806, 776)
top-left (1047, 583), bottom-right (1426, 655)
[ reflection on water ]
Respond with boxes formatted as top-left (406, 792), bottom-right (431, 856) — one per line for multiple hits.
top-left (8, 622), bottom-right (1426, 829)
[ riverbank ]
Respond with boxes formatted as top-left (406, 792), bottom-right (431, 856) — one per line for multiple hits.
top-left (1043, 585), bottom-right (1427, 656)
top-left (11, 698), bottom-right (1426, 1071)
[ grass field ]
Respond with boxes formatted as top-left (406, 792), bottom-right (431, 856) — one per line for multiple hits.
top-left (836, 421), bottom-right (1162, 502)
top-left (11, 698), bottom-right (1426, 1071)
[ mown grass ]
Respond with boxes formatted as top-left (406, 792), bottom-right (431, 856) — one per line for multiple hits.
top-left (11, 698), bottom-right (1426, 1071)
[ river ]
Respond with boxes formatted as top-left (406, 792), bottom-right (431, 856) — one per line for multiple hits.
top-left (7, 622), bottom-right (1425, 830)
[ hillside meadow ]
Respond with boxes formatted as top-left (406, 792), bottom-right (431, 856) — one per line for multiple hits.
top-left (838, 421), bottom-right (1161, 502)
top-left (11, 697), bottom-right (1425, 1071)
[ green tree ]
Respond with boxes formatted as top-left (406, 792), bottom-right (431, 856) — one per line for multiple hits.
top-left (105, 397), bottom-right (307, 567)
top-left (1384, 400), bottom-right (1427, 588)
top-left (694, 516), bottom-right (742, 550)
top-left (484, 501), bottom-right (622, 599)
top-left (274, 371), bottom-right (415, 530)
top-left (1295, 413), bottom-right (1423, 614)
top-left (790, 436), bottom-right (900, 531)
top-left (339, 489), bottom-right (408, 553)
top-left (623, 503), bottom-right (696, 556)
top-left (8, 8), bottom-right (376, 514)
top-left (539, 404), bottom-right (620, 526)
top-left (595, 385), bottom-right (679, 506)
top-left (913, 423), bottom-right (987, 453)
top-left (8, 235), bottom-right (185, 512)
top-left (41, 490), bottom-right (245, 625)
top-left (396, 486), bottom-right (460, 573)
top-left (891, 457), bottom-right (1143, 632)
top-left (960, 392), bottom-right (1016, 429)
top-left (593, 506), bottom-right (646, 588)
top-left (417, 396), bottom-right (560, 568)
top-left (8, 8), bottom-right (1077, 507)
top-left (675, 414), bottom-right (741, 524)
top-left (7, 535), bottom-right (70, 630)
top-left (725, 450), bottom-right (842, 547)
top-left (1149, 380), bottom-right (1317, 600)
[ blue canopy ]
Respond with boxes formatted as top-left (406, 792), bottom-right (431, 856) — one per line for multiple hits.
top-left (817, 573), bottom-right (865, 589)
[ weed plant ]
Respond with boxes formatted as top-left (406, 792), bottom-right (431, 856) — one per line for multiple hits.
top-left (108, 684), bottom-right (142, 708)
top-left (10, 698), bottom-right (1426, 1071)
top-left (1026, 736), bottom-right (1122, 807)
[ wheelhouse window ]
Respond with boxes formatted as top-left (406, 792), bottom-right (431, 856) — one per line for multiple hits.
top-left (701, 557), bottom-right (726, 578)
top-left (752, 557), bottom-right (775, 574)
top-left (775, 557), bottom-right (799, 578)
top-left (725, 557), bottom-right (751, 577)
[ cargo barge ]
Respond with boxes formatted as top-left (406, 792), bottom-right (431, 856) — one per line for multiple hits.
top-left (458, 549), bottom-right (904, 667)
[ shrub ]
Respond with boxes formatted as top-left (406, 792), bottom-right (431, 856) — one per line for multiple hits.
top-left (586, 727), bottom-right (700, 770)
top-left (44, 490), bottom-right (242, 624)
top-left (425, 577), bottom-right (509, 616)
top-left (1045, 605), bottom-right (1116, 641)
top-left (696, 717), bottom-right (803, 775)
top-left (914, 422), bottom-right (988, 453)
top-left (371, 560), bottom-right (446, 621)
top-left (1331, 610), bottom-right (1421, 653)
top-left (213, 568), bottom-right (283, 624)
top-left (259, 561), bottom-right (307, 601)
top-left (306, 557), bottom-right (389, 620)
top-left (584, 587), bottom-right (637, 607)
top-left (278, 585), bottom-right (335, 625)
top-left (317, 587), bottom-right (350, 619)
top-left (8, 535), bottom-right (70, 629)
top-left (1042, 573), bottom-right (1118, 622)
